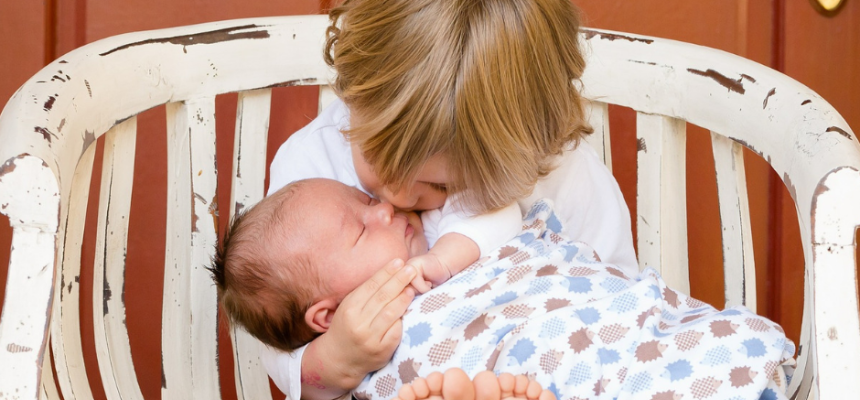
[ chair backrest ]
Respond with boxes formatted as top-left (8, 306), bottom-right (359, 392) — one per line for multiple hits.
top-left (0, 15), bottom-right (858, 400)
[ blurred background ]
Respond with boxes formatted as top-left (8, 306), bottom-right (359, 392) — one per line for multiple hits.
top-left (0, 0), bottom-right (857, 399)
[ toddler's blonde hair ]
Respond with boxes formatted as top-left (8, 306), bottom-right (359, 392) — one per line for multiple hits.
top-left (325, 0), bottom-right (591, 212)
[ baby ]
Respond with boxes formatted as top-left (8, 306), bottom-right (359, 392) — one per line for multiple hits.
top-left (213, 178), bottom-right (795, 400)
top-left (212, 177), bottom-right (555, 400)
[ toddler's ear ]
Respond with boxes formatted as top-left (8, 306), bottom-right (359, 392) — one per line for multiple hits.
top-left (305, 299), bottom-right (338, 333)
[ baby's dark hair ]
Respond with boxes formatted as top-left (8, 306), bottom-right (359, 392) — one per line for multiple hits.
top-left (210, 181), bottom-right (322, 351)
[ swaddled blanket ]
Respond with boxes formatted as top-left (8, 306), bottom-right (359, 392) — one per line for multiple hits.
top-left (356, 200), bottom-right (795, 400)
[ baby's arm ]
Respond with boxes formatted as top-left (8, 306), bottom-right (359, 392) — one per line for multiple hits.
top-left (407, 233), bottom-right (480, 289)
top-left (408, 201), bottom-right (521, 291)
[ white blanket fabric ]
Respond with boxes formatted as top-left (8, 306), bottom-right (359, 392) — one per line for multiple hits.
top-left (356, 200), bottom-right (795, 400)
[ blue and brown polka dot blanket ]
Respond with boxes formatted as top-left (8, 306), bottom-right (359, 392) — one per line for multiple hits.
top-left (356, 200), bottom-right (795, 400)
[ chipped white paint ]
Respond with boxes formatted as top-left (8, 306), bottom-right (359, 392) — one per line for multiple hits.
top-left (1, 16), bottom-right (858, 400)
top-left (230, 89), bottom-right (273, 400)
top-left (0, 156), bottom-right (59, 400)
top-left (711, 132), bottom-right (756, 310)
top-left (635, 113), bottom-right (689, 294)
top-left (93, 118), bottom-right (143, 400)
top-left (163, 97), bottom-right (221, 400)
top-left (51, 146), bottom-right (97, 400)
top-left (583, 100), bottom-right (612, 170)
top-left (808, 168), bottom-right (860, 399)
top-left (163, 100), bottom-right (196, 400)
top-left (0, 15), bottom-right (333, 400)
top-left (188, 97), bottom-right (222, 400)
top-left (40, 350), bottom-right (61, 400)
top-left (581, 28), bottom-right (860, 398)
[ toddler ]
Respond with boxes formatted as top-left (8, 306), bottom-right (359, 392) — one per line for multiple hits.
top-left (263, 0), bottom-right (636, 398)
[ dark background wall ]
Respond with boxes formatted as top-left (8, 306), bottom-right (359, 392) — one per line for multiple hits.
top-left (1, 0), bottom-right (857, 399)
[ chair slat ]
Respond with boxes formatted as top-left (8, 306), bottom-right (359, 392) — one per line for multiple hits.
top-left (811, 245), bottom-right (860, 398)
top-left (188, 98), bottom-right (222, 400)
top-left (710, 132), bottom-right (756, 310)
top-left (40, 351), bottom-right (61, 400)
top-left (163, 98), bottom-right (221, 400)
top-left (583, 100), bottom-right (612, 170)
top-left (229, 89), bottom-right (273, 400)
top-left (93, 118), bottom-right (144, 400)
top-left (319, 85), bottom-right (337, 114)
top-left (636, 113), bottom-right (689, 294)
top-left (807, 168), bottom-right (860, 398)
top-left (0, 157), bottom-right (61, 400)
top-left (50, 147), bottom-right (97, 400)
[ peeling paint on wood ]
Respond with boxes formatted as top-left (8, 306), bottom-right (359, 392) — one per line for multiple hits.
top-left (826, 126), bottom-right (852, 141)
top-left (209, 196), bottom-right (219, 233)
top-left (99, 24), bottom-right (271, 56)
top-left (262, 77), bottom-right (318, 89)
top-left (103, 280), bottom-right (112, 316)
top-left (0, 157), bottom-right (21, 176)
top-left (82, 130), bottom-right (96, 155)
top-left (34, 126), bottom-right (57, 143)
top-left (43, 96), bottom-right (56, 111)
top-left (763, 88), bottom-right (776, 109)
top-left (6, 343), bottom-right (33, 353)
top-left (582, 29), bottom-right (654, 44)
top-left (783, 172), bottom-right (798, 202)
top-left (687, 68), bottom-right (746, 94)
top-left (740, 74), bottom-right (756, 83)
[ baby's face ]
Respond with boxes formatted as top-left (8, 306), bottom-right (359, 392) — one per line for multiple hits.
top-left (297, 179), bottom-right (428, 301)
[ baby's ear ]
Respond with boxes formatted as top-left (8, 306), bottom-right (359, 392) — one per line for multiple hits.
top-left (305, 299), bottom-right (338, 333)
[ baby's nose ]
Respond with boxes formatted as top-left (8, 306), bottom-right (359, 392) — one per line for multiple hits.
top-left (371, 202), bottom-right (395, 224)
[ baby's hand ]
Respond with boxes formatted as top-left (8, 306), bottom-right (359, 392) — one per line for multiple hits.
top-left (405, 253), bottom-right (452, 294)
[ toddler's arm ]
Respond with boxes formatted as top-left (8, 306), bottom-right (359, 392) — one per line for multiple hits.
top-left (264, 260), bottom-right (418, 400)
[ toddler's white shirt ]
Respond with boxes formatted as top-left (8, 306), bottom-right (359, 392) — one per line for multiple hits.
top-left (262, 99), bottom-right (637, 400)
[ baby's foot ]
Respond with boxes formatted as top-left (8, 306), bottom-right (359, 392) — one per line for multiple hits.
top-left (395, 368), bottom-right (556, 400)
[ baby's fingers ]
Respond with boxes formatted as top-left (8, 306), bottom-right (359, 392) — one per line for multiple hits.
top-left (409, 276), bottom-right (432, 294)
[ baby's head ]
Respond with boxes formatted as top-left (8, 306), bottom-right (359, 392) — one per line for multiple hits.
top-left (211, 178), bottom-right (428, 351)
top-left (325, 0), bottom-right (591, 213)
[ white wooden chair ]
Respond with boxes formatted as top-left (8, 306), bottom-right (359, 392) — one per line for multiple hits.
top-left (0, 15), bottom-right (858, 400)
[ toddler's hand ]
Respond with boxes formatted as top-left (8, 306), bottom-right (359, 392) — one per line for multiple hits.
top-left (405, 253), bottom-right (452, 294)
top-left (317, 259), bottom-right (418, 387)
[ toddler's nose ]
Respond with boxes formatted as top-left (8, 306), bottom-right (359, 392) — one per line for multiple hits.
top-left (383, 188), bottom-right (418, 211)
